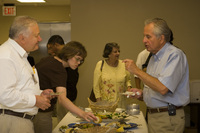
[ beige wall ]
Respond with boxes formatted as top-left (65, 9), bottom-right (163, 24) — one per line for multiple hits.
top-left (71, 0), bottom-right (200, 108)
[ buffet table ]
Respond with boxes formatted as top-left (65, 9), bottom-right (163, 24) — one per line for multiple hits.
top-left (52, 108), bottom-right (148, 133)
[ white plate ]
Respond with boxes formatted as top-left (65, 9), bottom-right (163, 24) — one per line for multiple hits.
top-left (121, 91), bottom-right (135, 96)
top-left (121, 91), bottom-right (140, 98)
top-left (115, 108), bottom-right (125, 113)
top-left (85, 108), bottom-right (92, 112)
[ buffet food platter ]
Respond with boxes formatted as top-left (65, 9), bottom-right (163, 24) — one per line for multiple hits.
top-left (53, 108), bottom-right (148, 133)
top-left (58, 108), bottom-right (139, 133)
top-left (59, 120), bottom-right (138, 133)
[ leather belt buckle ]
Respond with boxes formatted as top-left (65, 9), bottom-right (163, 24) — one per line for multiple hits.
top-left (147, 107), bottom-right (168, 114)
top-left (23, 113), bottom-right (27, 118)
top-left (22, 113), bottom-right (35, 120)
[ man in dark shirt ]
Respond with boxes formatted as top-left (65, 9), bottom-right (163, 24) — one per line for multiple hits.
top-left (65, 67), bottom-right (79, 102)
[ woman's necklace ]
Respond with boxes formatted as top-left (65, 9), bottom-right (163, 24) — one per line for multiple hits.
top-left (106, 59), bottom-right (118, 67)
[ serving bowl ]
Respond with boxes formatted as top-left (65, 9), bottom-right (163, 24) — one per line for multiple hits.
top-left (127, 109), bottom-right (140, 115)
top-left (126, 104), bottom-right (139, 110)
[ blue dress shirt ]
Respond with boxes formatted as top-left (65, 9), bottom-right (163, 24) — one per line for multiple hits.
top-left (143, 43), bottom-right (190, 108)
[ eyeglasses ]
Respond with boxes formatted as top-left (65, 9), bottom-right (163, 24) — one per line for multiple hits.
top-left (74, 57), bottom-right (84, 64)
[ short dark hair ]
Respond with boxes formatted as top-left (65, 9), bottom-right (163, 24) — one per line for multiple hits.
top-left (57, 41), bottom-right (87, 63)
top-left (47, 35), bottom-right (64, 45)
top-left (103, 42), bottom-right (120, 58)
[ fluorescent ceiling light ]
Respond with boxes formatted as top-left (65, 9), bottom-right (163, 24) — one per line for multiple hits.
top-left (17, 0), bottom-right (46, 3)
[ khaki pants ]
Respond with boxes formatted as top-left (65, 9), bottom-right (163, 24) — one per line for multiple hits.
top-left (0, 114), bottom-right (34, 133)
top-left (148, 108), bottom-right (185, 133)
top-left (33, 111), bottom-right (53, 133)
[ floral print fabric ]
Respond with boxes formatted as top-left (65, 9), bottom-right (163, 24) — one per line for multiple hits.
top-left (93, 59), bottom-right (132, 108)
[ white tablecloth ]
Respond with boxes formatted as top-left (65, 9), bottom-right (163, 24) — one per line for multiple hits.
top-left (52, 108), bottom-right (148, 133)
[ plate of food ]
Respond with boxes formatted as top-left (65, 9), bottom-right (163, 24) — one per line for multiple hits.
top-left (106, 121), bottom-right (138, 130)
top-left (68, 121), bottom-right (101, 129)
top-left (123, 123), bottom-right (138, 129)
top-left (72, 126), bottom-right (116, 133)
top-left (95, 110), bottom-right (129, 122)
top-left (59, 126), bottom-right (78, 133)
top-left (59, 125), bottom-right (68, 133)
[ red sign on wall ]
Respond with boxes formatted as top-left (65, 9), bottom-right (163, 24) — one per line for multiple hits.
top-left (3, 6), bottom-right (16, 16)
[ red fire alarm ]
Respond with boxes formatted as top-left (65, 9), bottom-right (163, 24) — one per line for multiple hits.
top-left (3, 4), bottom-right (16, 16)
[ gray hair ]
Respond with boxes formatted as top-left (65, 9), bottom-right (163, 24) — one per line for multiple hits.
top-left (144, 18), bottom-right (172, 42)
top-left (9, 16), bottom-right (38, 39)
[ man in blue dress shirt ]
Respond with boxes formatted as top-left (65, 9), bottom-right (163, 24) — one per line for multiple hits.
top-left (124, 18), bottom-right (189, 133)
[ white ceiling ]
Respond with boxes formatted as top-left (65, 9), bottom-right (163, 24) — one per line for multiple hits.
top-left (0, 0), bottom-right (70, 6)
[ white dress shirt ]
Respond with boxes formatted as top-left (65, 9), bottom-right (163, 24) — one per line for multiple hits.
top-left (0, 38), bottom-right (41, 115)
top-left (136, 49), bottom-right (150, 70)
top-left (135, 49), bottom-right (150, 78)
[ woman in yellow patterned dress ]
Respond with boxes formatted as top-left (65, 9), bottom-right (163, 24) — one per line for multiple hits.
top-left (93, 42), bottom-right (132, 108)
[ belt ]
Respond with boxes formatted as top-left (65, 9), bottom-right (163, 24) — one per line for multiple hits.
top-left (0, 109), bottom-right (35, 120)
top-left (147, 106), bottom-right (183, 114)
